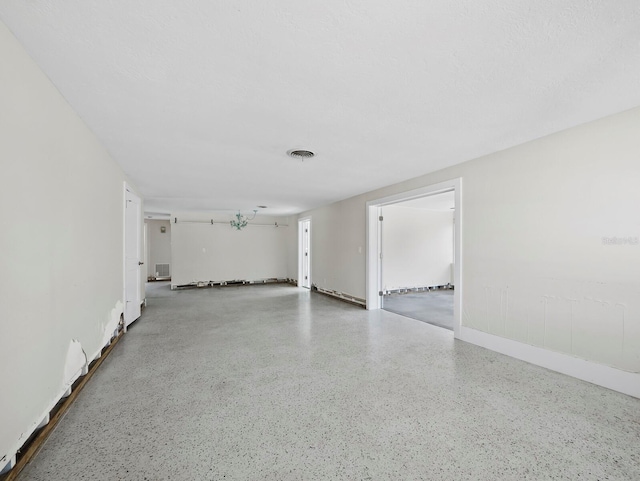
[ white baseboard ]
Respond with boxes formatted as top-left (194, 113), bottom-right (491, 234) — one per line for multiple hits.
top-left (458, 326), bottom-right (640, 399)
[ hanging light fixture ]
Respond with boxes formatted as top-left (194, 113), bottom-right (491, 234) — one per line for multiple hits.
top-left (230, 209), bottom-right (258, 230)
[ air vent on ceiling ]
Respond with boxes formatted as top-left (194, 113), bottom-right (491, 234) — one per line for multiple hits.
top-left (287, 149), bottom-right (315, 160)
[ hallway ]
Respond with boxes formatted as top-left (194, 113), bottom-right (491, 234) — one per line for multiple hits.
top-left (18, 284), bottom-right (640, 480)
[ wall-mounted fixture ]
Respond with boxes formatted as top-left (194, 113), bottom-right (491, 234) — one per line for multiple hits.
top-left (160, 226), bottom-right (166, 233)
top-left (230, 210), bottom-right (258, 230)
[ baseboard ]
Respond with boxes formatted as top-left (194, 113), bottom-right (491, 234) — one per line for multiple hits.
top-left (0, 328), bottom-right (125, 478)
top-left (384, 284), bottom-right (453, 295)
top-left (171, 277), bottom-right (289, 290)
top-left (313, 287), bottom-right (366, 308)
top-left (458, 326), bottom-right (640, 399)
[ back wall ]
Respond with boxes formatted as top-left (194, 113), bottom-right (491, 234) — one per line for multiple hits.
top-left (171, 212), bottom-right (291, 286)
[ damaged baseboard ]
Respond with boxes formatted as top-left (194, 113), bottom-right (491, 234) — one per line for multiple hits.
top-left (0, 323), bottom-right (126, 479)
top-left (384, 284), bottom-right (453, 295)
top-left (313, 286), bottom-right (366, 308)
top-left (171, 277), bottom-right (290, 290)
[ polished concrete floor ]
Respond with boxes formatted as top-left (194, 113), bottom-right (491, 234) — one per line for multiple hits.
top-left (383, 289), bottom-right (454, 330)
top-left (18, 283), bottom-right (640, 480)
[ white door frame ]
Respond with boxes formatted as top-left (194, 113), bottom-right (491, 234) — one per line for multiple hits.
top-left (298, 217), bottom-right (311, 288)
top-left (366, 178), bottom-right (462, 338)
top-left (124, 183), bottom-right (142, 328)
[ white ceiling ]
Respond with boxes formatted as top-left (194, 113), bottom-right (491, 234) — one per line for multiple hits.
top-left (2, 1), bottom-right (639, 215)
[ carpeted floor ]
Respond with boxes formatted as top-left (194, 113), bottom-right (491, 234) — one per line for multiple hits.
top-left (383, 289), bottom-right (454, 330)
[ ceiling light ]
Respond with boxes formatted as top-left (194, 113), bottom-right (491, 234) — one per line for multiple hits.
top-left (230, 209), bottom-right (258, 230)
top-left (287, 149), bottom-right (315, 161)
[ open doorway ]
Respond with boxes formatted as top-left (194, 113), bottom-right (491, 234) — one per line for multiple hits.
top-left (144, 218), bottom-right (172, 282)
top-left (298, 218), bottom-right (311, 288)
top-left (380, 191), bottom-right (455, 330)
top-left (366, 178), bottom-right (462, 338)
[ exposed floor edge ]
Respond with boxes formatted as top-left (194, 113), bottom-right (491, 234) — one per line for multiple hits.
top-left (313, 287), bottom-right (366, 308)
top-left (384, 284), bottom-right (453, 295)
top-left (171, 278), bottom-right (289, 290)
top-left (458, 326), bottom-right (640, 399)
top-left (0, 329), bottom-right (125, 481)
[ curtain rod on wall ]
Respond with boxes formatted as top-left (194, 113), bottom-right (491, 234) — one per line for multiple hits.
top-left (173, 217), bottom-right (288, 228)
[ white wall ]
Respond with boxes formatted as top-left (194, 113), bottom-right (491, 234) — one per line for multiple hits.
top-left (382, 206), bottom-right (453, 291)
top-left (0, 21), bottom-right (142, 470)
top-left (285, 216), bottom-right (299, 282)
top-left (146, 219), bottom-right (171, 277)
top-left (298, 199), bottom-right (367, 294)
top-left (298, 107), bottom-right (640, 375)
top-left (171, 213), bottom-right (290, 286)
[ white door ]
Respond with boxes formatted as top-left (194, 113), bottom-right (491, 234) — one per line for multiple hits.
top-left (124, 188), bottom-right (142, 326)
top-left (300, 219), bottom-right (311, 289)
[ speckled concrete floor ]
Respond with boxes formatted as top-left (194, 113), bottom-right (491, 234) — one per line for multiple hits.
top-left (383, 289), bottom-right (454, 330)
top-left (18, 283), bottom-right (640, 480)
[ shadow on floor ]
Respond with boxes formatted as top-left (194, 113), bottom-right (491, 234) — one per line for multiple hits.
top-left (383, 289), bottom-right (454, 330)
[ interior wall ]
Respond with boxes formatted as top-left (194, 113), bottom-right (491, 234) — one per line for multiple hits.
top-left (170, 213), bottom-right (290, 286)
top-left (298, 107), bottom-right (640, 374)
top-left (146, 219), bottom-right (171, 278)
top-left (0, 21), bottom-right (142, 470)
top-left (382, 206), bottom-right (454, 291)
top-left (301, 200), bottom-right (367, 295)
top-left (285, 216), bottom-right (299, 282)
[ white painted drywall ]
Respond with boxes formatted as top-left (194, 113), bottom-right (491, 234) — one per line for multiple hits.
top-left (146, 219), bottom-right (171, 278)
top-left (285, 216), bottom-right (299, 283)
top-left (298, 107), bottom-right (640, 375)
top-left (170, 213), bottom-right (290, 286)
top-left (300, 199), bottom-right (367, 295)
top-left (0, 22), bottom-right (142, 470)
top-left (382, 206), bottom-right (453, 291)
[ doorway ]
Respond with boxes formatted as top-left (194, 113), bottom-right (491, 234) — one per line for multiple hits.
top-left (144, 218), bottom-right (172, 281)
top-left (366, 179), bottom-right (462, 338)
top-left (299, 218), bottom-right (311, 289)
top-left (124, 185), bottom-right (142, 327)
top-left (380, 191), bottom-right (455, 330)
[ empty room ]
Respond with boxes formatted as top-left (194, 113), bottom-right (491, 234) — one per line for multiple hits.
top-left (1, 2), bottom-right (639, 480)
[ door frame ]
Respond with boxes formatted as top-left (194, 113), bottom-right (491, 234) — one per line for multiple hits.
top-left (123, 183), bottom-right (142, 328)
top-left (366, 178), bottom-right (462, 338)
top-left (298, 217), bottom-right (311, 288)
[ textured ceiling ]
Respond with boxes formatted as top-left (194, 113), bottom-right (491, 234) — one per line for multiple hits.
top-left (1, 1), bottom-right (639, 215)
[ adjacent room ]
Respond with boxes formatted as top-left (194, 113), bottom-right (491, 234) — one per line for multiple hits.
top-left (381, 191), bottom-right (456, 331)
top-left (1, 1), bottom-right (639, 479)
top-left (145, 217), bottom-right (172, 283)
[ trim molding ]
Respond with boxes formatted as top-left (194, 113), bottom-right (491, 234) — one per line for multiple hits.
top-left (313, 287), bottom-right (366, 308)
top-left (458, 326), bottom-right (640, 399)
top-left (365, 177), bottom-right (462, 339)
top-left (171, 277), bottom-right (289, 290)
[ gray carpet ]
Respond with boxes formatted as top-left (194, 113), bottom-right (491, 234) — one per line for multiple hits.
top-left (383, 289), bottom-right (454, 330)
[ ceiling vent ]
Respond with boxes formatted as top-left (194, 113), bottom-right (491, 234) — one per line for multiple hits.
top-left (287, 149), bottom-right (315, 160)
